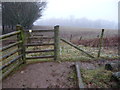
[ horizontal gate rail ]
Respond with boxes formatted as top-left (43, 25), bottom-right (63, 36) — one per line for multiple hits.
top-left (26, 55), bottom-right (54, 59)
top-left (1, 48), bottom-right (22, 60)
top-left (28, 36), bottom-right (54, 39)
top-left (25, 29), bottom-right (54, 32)
top-left (26, 49), bottom-right (54, 53)
top-left (0, 54), bottom-right (23, 70)
top-left (25, 43), bottom-right (54, 46)
top-left (0, 41), bottom-right (22, 51)
top-left (0, 31), bottom-right (21, 39)
top-left (0, 25), bottom-right (26, 80)
top-left (2, 61), bottom-right (23, 79)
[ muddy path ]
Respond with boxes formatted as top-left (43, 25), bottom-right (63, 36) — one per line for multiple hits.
top-left (2, 59), bottom-right (119, 88)
top-left (3, 62), bottom-right (77, 88)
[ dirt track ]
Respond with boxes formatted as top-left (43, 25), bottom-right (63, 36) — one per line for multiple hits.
top-left (3, 62), bottom-right (77, 88)
top-left (3, 60), bottom-right (119, 88)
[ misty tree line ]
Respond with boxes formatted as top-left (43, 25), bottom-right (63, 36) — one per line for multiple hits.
top-left (38, 18), bottom-right (117, 29)
top-left (2, 2), bottom-right (46, 34)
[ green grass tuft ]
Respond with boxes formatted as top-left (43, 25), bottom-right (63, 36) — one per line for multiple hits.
top-left (81, 67), bottom-right (119, 88)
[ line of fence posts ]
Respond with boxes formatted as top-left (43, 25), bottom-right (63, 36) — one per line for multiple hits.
top-left (15, 25), bottom-right (104, 60)
top-left (16, 25), bottom-right (26, 63)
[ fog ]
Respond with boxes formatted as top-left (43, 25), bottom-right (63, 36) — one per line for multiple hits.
top-left (34, 0), bottom-right (119, 29)
top-left (34, 18), bottom-right (118, 29)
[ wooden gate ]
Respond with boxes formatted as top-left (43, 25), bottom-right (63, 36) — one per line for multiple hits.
top-left (0, 25), bottom-right (60, 79)
top-left (24, 25), bottom-right (60, 61)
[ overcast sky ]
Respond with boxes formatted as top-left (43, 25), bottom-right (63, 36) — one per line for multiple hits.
top-left (35, 0), bottom-right (119, 25)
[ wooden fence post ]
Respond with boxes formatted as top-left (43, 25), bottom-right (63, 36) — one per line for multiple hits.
top-left (70, 34), bottom-right (73, 42)
top-left (97, 29), bottom-right (104, 58)
top-left (16, 25), bottom-right (26, 63)
top-left (78, 36), bottom-right (82, 44)
top-left (54, 25), bottom-right (60, 60)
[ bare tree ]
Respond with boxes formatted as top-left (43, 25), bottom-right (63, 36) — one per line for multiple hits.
top-left (2, 2), bottom-right (46, 34)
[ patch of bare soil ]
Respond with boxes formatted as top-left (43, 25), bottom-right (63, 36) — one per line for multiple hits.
top-left (80, 59), bottom-right (119, 70)
top-left (3, 62), bottom-right (77, 88)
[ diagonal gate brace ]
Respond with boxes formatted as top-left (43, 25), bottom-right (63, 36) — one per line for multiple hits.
top-left (60, 38), bottom-right (94, 58)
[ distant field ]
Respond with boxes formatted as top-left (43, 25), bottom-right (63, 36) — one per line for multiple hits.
top-left (32, 25), bottom-right (118, 40)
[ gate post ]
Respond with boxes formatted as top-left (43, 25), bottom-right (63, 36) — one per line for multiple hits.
top-left (16, 24), bottom-right (26, 63)
top-left (54, 25), bottom-right (60, 60)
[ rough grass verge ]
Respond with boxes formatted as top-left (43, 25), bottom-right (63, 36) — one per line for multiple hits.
top-left (80, 67), bottom-right (119, 88)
